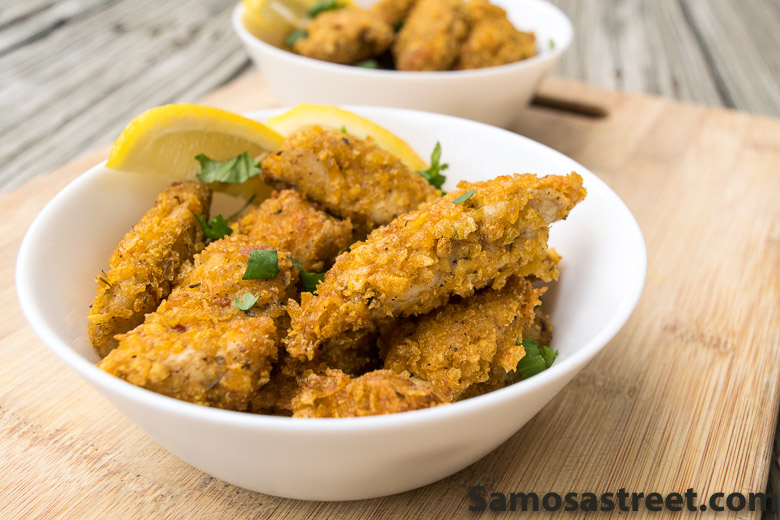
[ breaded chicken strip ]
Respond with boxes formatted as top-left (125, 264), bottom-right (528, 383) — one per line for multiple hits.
top-left (382, 277), bottom-right (542, 401)
top-left (251, 330), bottom-right (380, 415)
top-left (98, 235), bottom-right (299, 411)
top-left (458, 304), bottom-right (554, 400)
top-left (456, 0), bottom-right (536, 70)
top-left (231, 189), bottom-right (353, 272)
top-left (261, 128), bottom-right (441, 234)
top-left (286, 173), bottom-right (585, 360)
top-left (291, 369), bottom-right (444, 418)
top-left (88, 181), bottom-right (211, 358)
top-left (393, 0), bottom-right (470, 71)
top-left (293, 7), bottom-right (394, 65)
top-left (371, 0), bottom-right (418, 26)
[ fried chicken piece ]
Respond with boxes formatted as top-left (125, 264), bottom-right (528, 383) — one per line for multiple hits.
top-left (393, 0), bottom-right (470, 71)
top-left (98, 235), bottom-right (299, 411)
top-left (231, 189), bottom-right (353, 272)
top-left (291, 369), bottom-right (445, 418)
top-left (293, 7), bottom-right (394, 65)
top-left (382, 277), bottom-right (542, 401)
top-left (261, 128), bottom-right (441, 235)
top-left (455, 0), bottom-right (536, 70)
top-left (459, 304), bottom-right (553, 400)
top-left (251, 330), bottom-right (380, 415)
top-left (88, 182), bottom-right (211, 358)
top-left (286, 173), bottom-right (585, 360)
top-left (371, 0), bottom-right (418, 26)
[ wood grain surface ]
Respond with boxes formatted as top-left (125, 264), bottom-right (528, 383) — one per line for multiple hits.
top-left (1, 74), bottom-right (778, 519)
top-left (3, 0), bottom-right (780, 192)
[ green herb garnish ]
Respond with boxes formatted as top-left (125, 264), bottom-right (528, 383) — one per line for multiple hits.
top-left (290, 257), bottom-right (325, 293)
top-left (233, 292), bottom-right (259, 311)
top-left (194, 213), bottom-right (233, 240)
top-left (196, 152), bottom-right (260, 184)
top-left (417, 142), bottom-right (448, 190)
top-left (548, 39), bottom-right (556, 50)
top-left (452, 189), bottom-right (476, 204)
top-left (308, 0), bottom-right (346, 17)
top-left (243, 250), bottom-right (280, 280)
top-left (355, 59), bottom-right (378, 69)
top-left (340, 125), bottom-right (348, 134)
top-left (516, 339), bottom-right (558, 379)
top-left (286, 29), bottom-right (308, 47)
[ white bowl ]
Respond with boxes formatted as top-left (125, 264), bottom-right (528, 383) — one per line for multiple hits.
top-left (16, 107), bottom-right (645, 501)
top-left (232, 0), bottom-right (573, 128)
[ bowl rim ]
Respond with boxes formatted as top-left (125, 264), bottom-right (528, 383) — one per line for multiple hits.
top-left (231, 0), bottom-right (574, 80)
top-left (16, 105), bottom-right (645, 433)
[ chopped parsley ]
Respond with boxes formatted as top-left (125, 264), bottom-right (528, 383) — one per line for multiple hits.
top-left (290, 257), bottom-right (325, 293)
top-left (233, 292), bottom-right (259, 311)
top-left (243, 250), bottom-right (280, 280)
top-left (417, 142), bottom-right (448, 190)
top-left (355, 59), bottom-right (378, 69)
top-left (286, 29), bottom-right (308, 48)
top-left (340, 125), bottom-right (348, 134)
top-left (194, 213), bottom-right (233, 240)
top-left (308, 0), bottom-right (347, 17)
top-left (548, 39), bottom-right (556, 50)
top-left (516, 339), bottom-right (558, 379)
top-left (195, 152), bottom-right (260, 184)
top-left (452, 189), bottom-right (476, 204)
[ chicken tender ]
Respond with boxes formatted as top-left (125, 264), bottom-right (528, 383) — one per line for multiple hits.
top-left (456, 0), bottom-right (536, 70)
top-left (98, 235), bottom-right (299, 411)
top-left (293, 7), bottom-right (394, 65)
top-left (251, 330), bottom-right (380, 415)
top-left (261, 128), bottom-right (441, 234)
top-left (88, 181), bottom-right (211, 358)
top-left (231, 189), bottom-right (353, 272)
top-left (286, 173), bottom-right (585, 360)
top-left (371, 0), bottom-right (418, 26)
top-left (291, 369), bottom-right (445, 418)
top-left (393, 0), bottom-right (470, 71)
top-left (382, 277), bottom-right (542, 401)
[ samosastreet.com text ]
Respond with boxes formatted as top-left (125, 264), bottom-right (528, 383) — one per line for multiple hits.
top-left (468, 486), bottom-right (778, 513)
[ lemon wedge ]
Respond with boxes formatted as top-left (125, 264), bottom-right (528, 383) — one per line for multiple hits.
top-left (106, 104), bottom-right (283, 200)
top-left (264, 105), bottom-right (428, 171)
top-left (242, 0), bottom-right (311, 46)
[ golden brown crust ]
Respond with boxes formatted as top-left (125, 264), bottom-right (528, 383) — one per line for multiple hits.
top-left (293, 8), bottom-right (394, 65)
top-left (98, 235), bottom-right (299, 411)
top-left (382, 277), bottom-right (542, 400)
top-left (455, 0), bottom-right (537, 70)
top-left (88, 181), bottom-right (211, 358)
top-left (291, 369), bottom-right (445, 417)
top-left (261, 127), bottom-right (440, 235)
top-left (371, 0), bottom-right (418, 26)
top-left (231, 189), bottom-right (353, 272)
top-left (393, 0), bottom-right (470, 71)
top-left (285, 173), bottom-right (586, 360)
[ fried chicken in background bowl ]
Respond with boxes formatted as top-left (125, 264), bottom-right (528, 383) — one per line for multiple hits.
top-left (232, 0), bottom-right (573, 127)
top-left (17, 107), bottom-right (645, 500)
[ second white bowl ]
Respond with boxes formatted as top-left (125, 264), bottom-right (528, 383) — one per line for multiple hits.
top-left (232, 0), bottom-right (573, 128)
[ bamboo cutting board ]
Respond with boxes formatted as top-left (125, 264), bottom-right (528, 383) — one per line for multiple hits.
top-left (1, 75), bottom-right (778, 519)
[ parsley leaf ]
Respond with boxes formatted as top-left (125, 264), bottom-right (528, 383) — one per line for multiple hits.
top-left (340, 125), bottom-right (348, 134)
top-left (195, 152), bottom-right (260, 184)
top-left (417, 142), bottom-right (448, 190)
top-left (290, 257), bottom-right (325, 293)
top-left (243, 250), bottom-right (280, 280)
top-left (516, 339), bottom-right (558, 379)
top-left (194, 213), bottom-right (233, 240)
top-left (452, 189), bottom-right (476, 204)
top-left (548, 39), bottom-right (556, 50)
top-left (308, 0), bottom-right (347, 17)
top-left (286, 29), bottom-right (308, 48)
top-left (233, 292), bottom-right (259, 311)
top-left (355, 59), bottom-right (378, 69)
